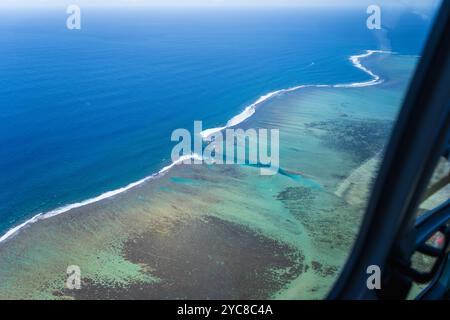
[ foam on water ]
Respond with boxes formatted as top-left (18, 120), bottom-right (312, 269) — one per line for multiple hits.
top-left (0, 50), bottom-right (391, 244)
top-left (0, 153), bottom-right (202, 243)
top-left (200, 50), bottom-right (392, 139)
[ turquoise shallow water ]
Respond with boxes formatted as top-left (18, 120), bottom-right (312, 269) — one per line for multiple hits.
top-left (0, 50), bottom-right (420, 299)
top-left (0, 7), bottom-right (436, 237)
top-left (0, 5), bottom-right (442, 299)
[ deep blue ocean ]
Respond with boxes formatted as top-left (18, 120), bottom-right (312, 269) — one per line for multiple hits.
top-left (0, 7), bottom-right (436, 234)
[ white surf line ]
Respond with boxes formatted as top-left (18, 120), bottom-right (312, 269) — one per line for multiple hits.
top-left (200, 50), bottom-right (392, 139)
top-left (334, 50), bottom-right (391, 88)
top-left (0, 50), bottom-right (391, 244)
top-left (0, 153), bottom-right (202, 243)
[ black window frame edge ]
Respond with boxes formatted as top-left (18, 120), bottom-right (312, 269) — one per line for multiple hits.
top-left (328, 1), bottom-right (450, 300)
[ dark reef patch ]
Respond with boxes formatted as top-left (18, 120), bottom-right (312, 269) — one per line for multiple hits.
top-left (59, 216), bottom-right (304, 299)
top-left (276, 187), bottom-right (315, 203)
top-left (275, 186), bottom-right (360, 251)
top-left (310, 260), bottom-right (338, 277)
top-left (305, 118), bottom-right (393, 164)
